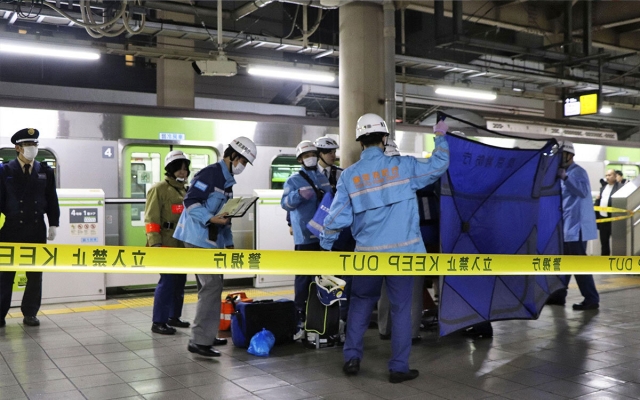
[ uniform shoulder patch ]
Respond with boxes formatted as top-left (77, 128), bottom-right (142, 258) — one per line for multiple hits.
top-left (194, 181), bottom-right (208, 192)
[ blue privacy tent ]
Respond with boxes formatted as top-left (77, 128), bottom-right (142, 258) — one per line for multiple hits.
top-left (438, 132), bottom-right (567, 336)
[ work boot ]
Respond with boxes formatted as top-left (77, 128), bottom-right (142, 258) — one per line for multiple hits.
top-left (389, 369), bottom-right (419, 383)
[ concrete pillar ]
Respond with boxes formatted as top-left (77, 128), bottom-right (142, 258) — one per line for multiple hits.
top-left (156, 10), bottom-right (195, 108)
top-left (339, 2), bottom-right (385, 168)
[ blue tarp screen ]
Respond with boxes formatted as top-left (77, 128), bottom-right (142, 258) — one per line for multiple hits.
top-left (438, 134), bottom-right (567, 336)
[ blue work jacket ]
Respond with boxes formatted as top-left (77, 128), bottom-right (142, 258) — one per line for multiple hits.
top-left (281, 167), bottom-right (332, 245)
top-left (561, 162), bottom-right (597, 242)
top-left (173, 160), bottom-right (235, 249)
top-left (321, 136), bottom-right (449, 252)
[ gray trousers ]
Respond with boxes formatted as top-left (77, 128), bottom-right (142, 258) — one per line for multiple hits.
top-left (184, 242), bottom-right (224, 346)
top-left (378, 276), bottom-right (424, 338)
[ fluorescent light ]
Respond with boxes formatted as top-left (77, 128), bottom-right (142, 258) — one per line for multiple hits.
top-left (512, 87), bottom-right (523, 92)
top-left (247, 65), bottom-right (335, 83)
top-left (435, 86), bottom-right (497, 101)
top-left (0, 42), bottom-right (100, 60)
top-left (600, 106), bottom-right (612, 114)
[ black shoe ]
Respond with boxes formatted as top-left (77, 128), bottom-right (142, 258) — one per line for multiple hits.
top-left (343, 358), bottom-right (360, 375)
top-left (573, 302), bottom-right (599, 311)
top-left (546, 299), bottom-right (566, 306)
top-left (0, 319), bottom-right (5, 327)
top-left (412, 336), bottom-right (422, 345)
top-left (213, 338), bottom-right (228, 346)
top-left (389, 369), bottom-right (419, 383)
top-left (151, 323), bottom-right (176, 335)
top-left (379, 333), bottom-right (391, 340)
top-left (167, 317), bottom-right (190, 328)
top-left (463, 326), bottom-right (493, 338)
top-left (188, 342), bottom-right (221, 357)
top-left (23, 316), bottom-right (39, 326)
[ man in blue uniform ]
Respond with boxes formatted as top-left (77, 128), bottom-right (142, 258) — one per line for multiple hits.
top-left (547, 140), bottom-right (600, 310)
top-left (320, 114), bottom-right (449, 383)
top-left (281, 141), bottom-right (332, 329)
top-left (0, 128), bottom-right (60, 328)
top-left (173, 137), bottom-right (257, 357)
top-left (314, 136), bottom-right (342, 190)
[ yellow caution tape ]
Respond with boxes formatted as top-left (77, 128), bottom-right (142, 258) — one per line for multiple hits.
top-left (594, 206), bottom-right (636, 223)
top-left (594, 206), bottom-right (631, 214)
top-left (0, 242), bottom-right (637, 276)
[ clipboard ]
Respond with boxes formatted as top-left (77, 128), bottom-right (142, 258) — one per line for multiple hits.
top-left (215, 196), bottom-right (259, 218)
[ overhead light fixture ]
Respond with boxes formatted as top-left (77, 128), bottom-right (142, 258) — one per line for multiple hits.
top-left (0, 42), bottom-right (100, 60)
top-left (600, 106), bottom-right (612, 114)
top-left (435, 86), bottom-right (497, 101)
top-left (247, 65), bottom-right (335, 83)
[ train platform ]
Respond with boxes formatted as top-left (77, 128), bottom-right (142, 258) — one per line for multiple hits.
top-left (2, 275), bottom-right (640, 400)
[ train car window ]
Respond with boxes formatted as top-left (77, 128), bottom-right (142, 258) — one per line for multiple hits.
top-left (269, 155), bottom-right (341, 189)
top-left (0, 148), bottom-right (58, 186)
top-left (187, 153), bottom-right (209, 178)
top-left (270, 155), bottom-right (298, 190)
top-left (130, 152), bottom-right (161, 223)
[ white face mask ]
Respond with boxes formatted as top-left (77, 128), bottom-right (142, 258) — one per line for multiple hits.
top-left (232, 162), bottom-right (246, 175)
top-left (23, 146), bottom-right (38, 161)
top-left (176, 177), bottom-right (186, 182)
top-left (303, 157), bottom-right (317, 168)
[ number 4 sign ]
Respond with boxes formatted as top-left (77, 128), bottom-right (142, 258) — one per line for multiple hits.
top-left (102, 146), bottom-right (114, 159)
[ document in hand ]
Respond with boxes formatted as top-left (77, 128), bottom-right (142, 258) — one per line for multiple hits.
top-left (216, 196), bottom-right (259, 218)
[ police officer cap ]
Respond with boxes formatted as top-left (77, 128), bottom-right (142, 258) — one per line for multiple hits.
top-left (11, 128), bottom-right (39, 145)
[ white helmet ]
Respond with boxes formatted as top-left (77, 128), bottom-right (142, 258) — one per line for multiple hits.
top-left (356, 113), bottom-right (389, 140)
top-left (314, 136), bottom-right (339, 150)
top-left (164, 150), bottom-right (190, 169)
top-left (230, 136), bottom-right (257, 165)
top-left (384, 139), bottom-right (401, 156)
top-left (558, 140), bottom-right (575, 155)
top-left (296, 140), bottom-right (317, 158)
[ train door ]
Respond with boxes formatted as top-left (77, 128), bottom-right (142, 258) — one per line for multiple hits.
top-left (121, 144), bottom-right (216, 247)
top-left (106, 144), bottom-right (215, 289)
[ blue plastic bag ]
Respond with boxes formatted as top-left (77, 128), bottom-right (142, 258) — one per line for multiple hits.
top-left (247, 328), bottom-right (275, 357)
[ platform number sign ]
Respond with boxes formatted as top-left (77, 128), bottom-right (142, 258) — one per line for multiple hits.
top-left (102, 146), bottom-right (114, 159)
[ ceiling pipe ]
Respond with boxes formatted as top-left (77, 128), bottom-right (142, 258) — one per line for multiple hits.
top-left (433, 0), bottom-right (444, 41)
top-left (233, 0), bottom-right (337, 21)
top-left (145, 1), bottom-right (231, 20)
top-left (451, 0), bottom-right (462, 37)
top-left (232, 0), bottom-right (274, 21)
top-left (384, 0), bottom-right (396, 137)
top-left (564, 1), bottom-right (572, 55)
top-left (404, 1), bottom-right (640, 55)
top-left (583, 0), bottom-right (592, 56)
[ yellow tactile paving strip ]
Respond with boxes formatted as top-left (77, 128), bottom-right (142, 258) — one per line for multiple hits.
top-left (6, 287), bottom-right (294, 319)
top-left (6, 275), bottom-right (640, 320)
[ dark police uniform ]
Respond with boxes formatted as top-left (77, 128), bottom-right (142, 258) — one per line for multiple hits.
top-left (0, 128), bottom-right (60, 326)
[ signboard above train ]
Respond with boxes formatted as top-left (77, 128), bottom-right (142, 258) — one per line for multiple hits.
top-left (486, 120), bottom-right (618, 141)
top-left (563, 91), bottom-right (600, 118)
